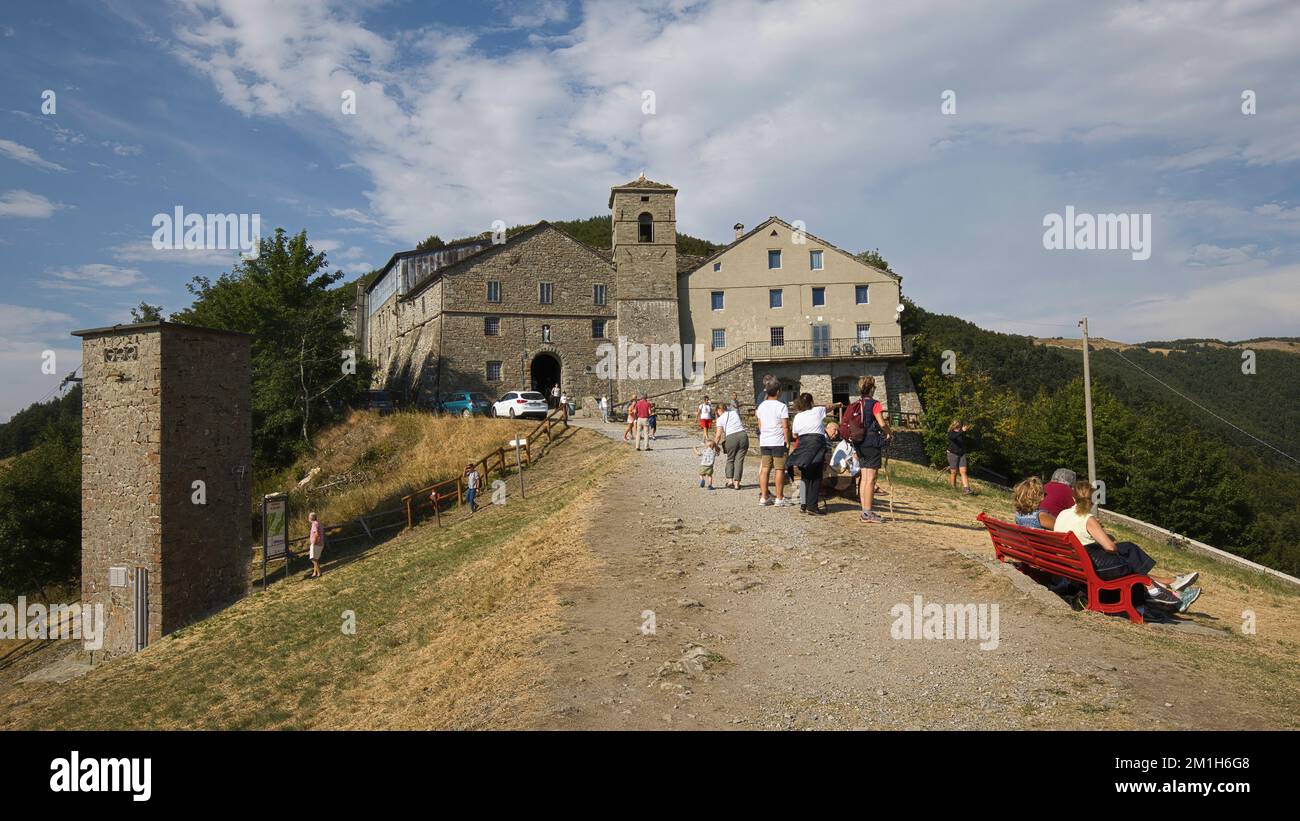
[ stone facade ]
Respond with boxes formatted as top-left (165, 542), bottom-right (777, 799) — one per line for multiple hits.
top-left (359, 175), bottom-right (923, 420)
top-left (74, 322), bottom-right (251, 656)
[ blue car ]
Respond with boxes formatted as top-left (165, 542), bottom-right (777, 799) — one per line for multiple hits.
top-left (440, 391), bottom-right (492, 417)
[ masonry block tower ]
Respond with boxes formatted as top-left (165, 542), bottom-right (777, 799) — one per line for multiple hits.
top-left (73, 321), bottom-right (252, 656)
top-left (610, 174), bottom-right (684, 400)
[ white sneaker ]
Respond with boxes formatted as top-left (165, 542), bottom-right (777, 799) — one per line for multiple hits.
top-left (1172, 572), bottom-right (1199, 591)
top-left (759, 497), bottom-right (773, 506)
top-left (774, 498), bottom-right (791, 507)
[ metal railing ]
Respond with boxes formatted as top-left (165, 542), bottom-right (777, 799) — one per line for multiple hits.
top-left (711, 335), bottom-right (912, 376)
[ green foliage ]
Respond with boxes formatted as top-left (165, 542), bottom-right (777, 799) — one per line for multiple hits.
top-left (171, 228), bottom-right (373, 468)
top-left (854, 248), bottom-right (892, 273)
top-left (130, 302), bottom-right (163, 322)
top-left (908, 303), bottom-right (1296, 574)
top-left (0, 417), bottom-right (81, 598)
top-left (0, 385), bottom-right (81, 458)
top-left (415, 235), bottom-right (445, 252)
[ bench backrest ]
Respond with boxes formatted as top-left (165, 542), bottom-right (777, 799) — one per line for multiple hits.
top-left (976, 512), bottom-right (1092, 583)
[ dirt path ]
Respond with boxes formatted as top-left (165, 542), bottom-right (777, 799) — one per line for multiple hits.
top-left (539, 420), bottom-right (1289, 730)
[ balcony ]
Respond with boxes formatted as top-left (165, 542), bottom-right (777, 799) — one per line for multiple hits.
top-left (710, 335), bottom-right (912, 377)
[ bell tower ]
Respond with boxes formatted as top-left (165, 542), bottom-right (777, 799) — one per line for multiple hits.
top-left (610, 174), bottom-right (683, 398)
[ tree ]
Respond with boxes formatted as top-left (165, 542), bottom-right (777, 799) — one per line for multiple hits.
top-left (854, 248), bottom-right (892, 273)
top-left (415, 235), bottom-right (446, 252)
top-left (130, 302), bottom-right (163, 322)
top-left (0, 417), bottom-right (80, 598)
top-left (172, 228), bottom-right (373, 467)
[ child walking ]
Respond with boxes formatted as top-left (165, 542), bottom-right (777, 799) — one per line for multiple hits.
top-left (464, 461), bottom-right (481, 513)
top-left (693, 441), bottom-right (719, 490)
top-left (307, 511), bottom-right (324, 578)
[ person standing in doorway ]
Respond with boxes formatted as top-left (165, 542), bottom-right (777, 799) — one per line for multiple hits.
top-left (550, 383), bottom-right (560, 409)
top-left (560, 389), bottom-right (570, 417)
top-left (307, 511), bottom-right (324, 578)
top-left (755, 374), bottom-right (791, 506)
top-left (947, 419), bottom-right (974, 494)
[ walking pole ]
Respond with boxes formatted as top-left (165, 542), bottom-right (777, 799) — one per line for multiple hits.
top-left (884, 441), bottom-right (895, 517)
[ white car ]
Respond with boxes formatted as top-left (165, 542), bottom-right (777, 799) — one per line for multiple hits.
top-left (491, 390), bottom-right (550, 419)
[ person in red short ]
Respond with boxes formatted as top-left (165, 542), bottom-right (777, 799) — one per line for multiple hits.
top-left (697, 396), bottom-right (715, 442)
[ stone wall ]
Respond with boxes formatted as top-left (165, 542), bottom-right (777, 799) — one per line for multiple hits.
top-left (77, 322), bottom-right (251, 655)
top-left (159, 325), bottom-right (251, 634)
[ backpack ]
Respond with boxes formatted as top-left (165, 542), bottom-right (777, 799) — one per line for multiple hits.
top-left (842, 397), bottom-right (884, 446)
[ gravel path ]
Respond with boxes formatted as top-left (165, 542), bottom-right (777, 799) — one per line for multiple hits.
top-left (538, 419), bottom-right (1283, 729)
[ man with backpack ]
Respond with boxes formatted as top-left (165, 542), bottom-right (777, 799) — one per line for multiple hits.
top-left (841, 375), bottom-right (892, 523)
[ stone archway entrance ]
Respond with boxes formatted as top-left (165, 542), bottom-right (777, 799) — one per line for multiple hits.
top-left (530, 352), bottom-right (561, 403)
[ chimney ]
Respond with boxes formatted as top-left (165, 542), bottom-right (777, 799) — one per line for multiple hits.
top-left (733, 223), bottom-right (744, 241)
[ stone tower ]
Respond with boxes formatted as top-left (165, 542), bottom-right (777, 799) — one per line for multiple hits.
top-left (609, 174), bottom-right (683, 399)
top-left (72, 321), bottom-right (252, 656)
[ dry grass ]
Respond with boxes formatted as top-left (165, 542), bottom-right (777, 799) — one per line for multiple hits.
top-left (256, 409), bottom-right (539, 540)
top-left (0, 426), bottom-right (624, 730)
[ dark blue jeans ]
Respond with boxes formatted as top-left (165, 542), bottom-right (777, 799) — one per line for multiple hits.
top-left (466, 488), bottom-right (478, 511)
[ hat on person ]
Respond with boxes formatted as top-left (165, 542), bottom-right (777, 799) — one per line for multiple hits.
top-left (1050, 468), bottom-right (1077, 484)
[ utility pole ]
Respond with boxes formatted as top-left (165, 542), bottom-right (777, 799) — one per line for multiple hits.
top-left (1079, 316), bottom-right (1097, 492)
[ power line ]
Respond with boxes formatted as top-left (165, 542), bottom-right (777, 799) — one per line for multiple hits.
top-left (1104, 348), bottom-right (1300, 467)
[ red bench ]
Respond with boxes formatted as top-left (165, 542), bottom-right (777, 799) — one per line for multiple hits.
top-left (976, 512), bottom-right (1152, 624)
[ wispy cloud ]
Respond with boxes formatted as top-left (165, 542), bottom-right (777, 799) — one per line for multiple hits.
top-left (0, 189), bottom-right (66, 218)
top-left (0, 138), bottom-right (69, 172)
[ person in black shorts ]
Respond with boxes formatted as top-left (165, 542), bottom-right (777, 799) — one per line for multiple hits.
top-left (852, 375), bottom-right (891, 523)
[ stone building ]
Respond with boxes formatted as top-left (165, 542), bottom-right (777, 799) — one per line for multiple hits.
top-left (72, 321), bottom-right (251, 655)
top-left (357, 175), bottom-right (920, 419)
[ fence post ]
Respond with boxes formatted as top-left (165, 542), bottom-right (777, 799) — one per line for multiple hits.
top-left (525, 439), bottom-right (531, 464)
top-left (456, 477), bottom-right (463, 509)
top-left (498, 447), bottom-right (506, 474)
top-left (405, 496), bottom-right (413, 530)
top-left (434, 492), bottom-right (442, 527)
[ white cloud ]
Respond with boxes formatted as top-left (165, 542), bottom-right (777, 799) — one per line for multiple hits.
top-left (163, 0), bottom-right (1300, 339)
top-left (111, 239), bottom-right (240, 266)
top-left (44, 263), bottom-right (147, 290)
top-left (0, 190), bottom-right (65, 218)
top-left (0, 304), bottom-right (79, 422)
top-left (0, 139), bottom-right (68, 172)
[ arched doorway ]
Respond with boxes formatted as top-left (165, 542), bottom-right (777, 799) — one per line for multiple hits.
top-left (530, 352), bottom-right (561, 403)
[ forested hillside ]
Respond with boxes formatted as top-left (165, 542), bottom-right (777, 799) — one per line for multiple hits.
top-left (903, 300), bottom-right (1300, 575)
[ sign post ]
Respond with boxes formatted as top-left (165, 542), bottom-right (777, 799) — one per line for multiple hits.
top-left (262, 492), bottom-right (289, 590)
top-left (509, 438), bottom-right (527, 500)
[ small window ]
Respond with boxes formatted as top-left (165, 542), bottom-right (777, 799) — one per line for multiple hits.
top-left (855, 284), bottom-right (869, 304)
top-left (856, 323), bottom-right (871, 341)
top-left (769, 288), bottom-right (782, 309)
top-left (487, 280), bottom-right (501, 303)
top-left (711, 328), bottom-right (726, 350)
top-left (810, 250), bottom-right (824, 270)
top-left (812, 287), bottom-right (825, 307)
top-left (542, 324), bottom-right (552, 342)
top-left (768, 250), bottom-right (781, 269)
top-left (713, 262), bottom-right (721, 272)
top-left (640, 195), bottom-right (649, 202)
top-left (770, 327), bottom-right (785, 346)
top-left (593, 284), bottom-right (607, 305)
top-left (592, 319), bottom-right (607, 338)
top-left (539, 282), bottom-right (553, 304)
top-left (484, 317), bottom-right (500, 336)
top-left (486, 361), bottom-right (502, 381)
top-left (638, 212), bottom-right (653, 243)
top-left (711, 291), bottom-right (724, 311)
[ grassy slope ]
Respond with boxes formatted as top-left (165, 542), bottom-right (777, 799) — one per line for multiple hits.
top-left (887, 461), bottom-right (1300, 722)
top-left (4, 418), bottom-right (1298, 728)
top-left (0, 420), bottom-right (624, 730)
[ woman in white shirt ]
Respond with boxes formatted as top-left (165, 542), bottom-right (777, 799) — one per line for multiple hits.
top-left (712, 401), bottom-right (749, 489)
top-left (1053, 480), bottom-right (1201, 612)
top-left (787, 393), bottom-right (843, 515)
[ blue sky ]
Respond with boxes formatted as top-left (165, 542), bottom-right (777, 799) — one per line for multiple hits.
top-left (2, 0), bottom-right (1300, 420)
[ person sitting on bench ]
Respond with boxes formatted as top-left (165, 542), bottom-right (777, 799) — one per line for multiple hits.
top-left (1053, 480), bottom-right (1201, 613)
top-left (1012, 476), bottom-right (1056, 530)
